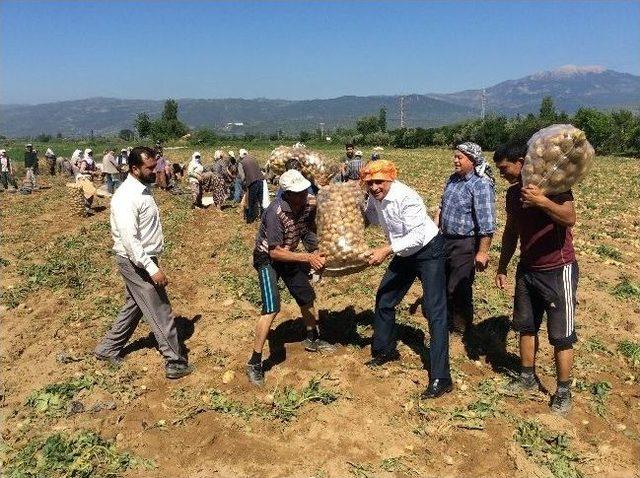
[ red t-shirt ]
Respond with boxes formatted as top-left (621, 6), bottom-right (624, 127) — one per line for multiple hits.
top-left (506, 182), bottom-right (576, 271)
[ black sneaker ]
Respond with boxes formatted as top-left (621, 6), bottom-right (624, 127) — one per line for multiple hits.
top-left (165, 363), bottom-right (194, 380)
top-left (302, 338), bottom-right (318, 352)
top-left (95, 352), bottom-right (124, 367)
top-left (302, 338), bottom-right (336, 353)
top-left (421, 378), bottom-right (454, 399)
top-left (365, 350), bottom-right (401, 368)
top-left (550, 389), bottom-right (572, 415)
top-left (503, 374), bottom-right (538, 394)
top-left (246, 362), bottom-right (265, 386)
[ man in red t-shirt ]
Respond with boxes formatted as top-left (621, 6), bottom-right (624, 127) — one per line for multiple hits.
top-left (493, 143), bottom-right (578, 415)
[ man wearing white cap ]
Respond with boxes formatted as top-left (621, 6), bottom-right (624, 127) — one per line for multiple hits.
top-left (246, 169), bottom-right (332, 386)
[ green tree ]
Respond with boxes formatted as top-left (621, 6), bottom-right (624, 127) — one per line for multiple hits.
top-left (135, 113), bottom-right (152, 138)
top-left (539, 96), bottom-right (558, 124)
top-left (150, 100), bottom-right (188, 141)
top-left (298, 130), bottom-right (312, 142)
top-left (573, 108), bottom-right (612, 152)
top-left (161, 99), bottom-right (179, 122)
top-left (378, 107), bottom-right (387, 132)
top-left (118, 129), bottom-right (134, 141)
top-left (356, 115), bottom-right (381, 136)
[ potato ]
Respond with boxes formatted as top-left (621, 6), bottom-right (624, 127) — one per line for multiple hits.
top-left (523, 124), bottom-right (594, 194)
top-left (317, 182), bottom-right (369, 272)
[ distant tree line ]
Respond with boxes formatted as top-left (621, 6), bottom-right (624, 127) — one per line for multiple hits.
top-left (128, 97), bottom-right (639, 156)
top-left (383, 97), bottom-right (639, 156)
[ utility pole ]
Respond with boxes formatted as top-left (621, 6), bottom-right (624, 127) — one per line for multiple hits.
top-left (399, 96), bottom-right (405, 128)
top-left (320, 122), bottom-right (325, 138)
top-left (480, 89), bottom-right (486, 120)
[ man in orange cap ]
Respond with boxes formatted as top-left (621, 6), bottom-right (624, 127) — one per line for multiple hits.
top-left (361, 160), bottom-right (452, 399)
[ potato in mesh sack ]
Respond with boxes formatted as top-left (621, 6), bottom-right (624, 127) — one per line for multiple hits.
top-left (522, 124), bottom-right (595, 195)
top-left (66, 185), bottom-right (89, 217)
top-left (316, 181), bottom-right (369, 276)
top-left (268, 145), bottom-right (336, 186)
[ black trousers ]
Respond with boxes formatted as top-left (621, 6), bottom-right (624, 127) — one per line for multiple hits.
top-left (444, 236), bottom-right (477, 333)
top-left (245, 180), bottom-right (263, 224)
top-left (373, 234), bottom-right (450, 380)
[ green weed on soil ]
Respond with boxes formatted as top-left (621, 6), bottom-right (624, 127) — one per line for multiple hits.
top-left (4, 430), bottom-right (153, 478)
top-left (618, 340), bottom-right (640, 367)
top-left (515, 420), bottom-right (584, 478)
top-left (26, 376), bottom-right (94, 417)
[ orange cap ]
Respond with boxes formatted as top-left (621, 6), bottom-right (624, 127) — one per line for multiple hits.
top-left (360, 159), bottom-right (398, 182)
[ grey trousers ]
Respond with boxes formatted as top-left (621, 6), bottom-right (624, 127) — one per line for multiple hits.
top-left (95, 255), bottom-right (186, 364)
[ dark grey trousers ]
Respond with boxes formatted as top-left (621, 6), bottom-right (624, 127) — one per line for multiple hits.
top-left (95, 255), bottom-right (186, 364)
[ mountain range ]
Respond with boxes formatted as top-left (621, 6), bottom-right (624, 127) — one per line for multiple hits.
top-left (1, 65), bottom-right (638, 137)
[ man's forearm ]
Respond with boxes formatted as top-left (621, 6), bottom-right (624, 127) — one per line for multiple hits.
top-left (537, 198), bottom-right (576, 227)
top-left (477, 235), bottom-right (492, 255)
top-left (269, 247), bottom-right (309, 264)
top-left (497, 232), bottom-right (518, 274)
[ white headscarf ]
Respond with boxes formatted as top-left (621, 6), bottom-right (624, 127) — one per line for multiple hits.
top-left (239, 148), bottom-right (248, 158)
top-left (71, 149), bottom-right (83, 164)
top-left (214, 150), bottom-right (224, 161)
top-left (83, 148), bottom-right (94, 166)
top-left (187, 152), bottom-right (204, 182)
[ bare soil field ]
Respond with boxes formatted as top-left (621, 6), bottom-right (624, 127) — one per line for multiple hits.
top-left (1, 146), bottom-right (638, 478)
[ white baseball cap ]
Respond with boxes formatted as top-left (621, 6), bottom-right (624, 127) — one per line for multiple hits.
top-left (279, 169), bottom-right (311, 193)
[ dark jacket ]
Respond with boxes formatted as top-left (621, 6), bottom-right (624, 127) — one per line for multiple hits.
top-left (24, 151), bottom-right (38, 168)
top-left (239, 156), bottom-right (264, 187)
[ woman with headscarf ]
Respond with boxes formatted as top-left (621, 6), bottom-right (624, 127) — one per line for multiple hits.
top-left (154, 147), bottom-right (168, 189)
top-left (187, 151), bottom-right (205, 208)
top-left (45, 148), bottom-right (57, 176)
top-left (78, 149), bottom-right (97, 179)
top-left (201, 150), bottom-right (228, 209)
top-left (437, 142), bottom-right (496, 336)
top-left (71, 149), bottom-right (83, 175)
top-left (73, 148), bottom-right (99, 213)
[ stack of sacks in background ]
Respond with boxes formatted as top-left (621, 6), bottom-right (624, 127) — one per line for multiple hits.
top-left (267, 145), bottom-right (337, 186)
top-left (316, 181), bottom-right (370, 276)
top-left (523, 124), bottom-right (595, 194)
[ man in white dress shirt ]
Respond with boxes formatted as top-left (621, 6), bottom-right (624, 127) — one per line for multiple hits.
top-left (95, 146), bottom-right (193, 380)
top-left (362, 160), bottom-right (452, 399)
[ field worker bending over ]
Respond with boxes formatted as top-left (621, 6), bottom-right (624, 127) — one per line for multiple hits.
top-left (246, 169), bottom-right (334, 386)
top-left (362, 160), bottom-right (452, 399)
top-left (437, 142), bottom-right (496, 336)
top-left (493, 143), bottom-right (578, 414)
top-left (187, 151), bottom-right (205, 208)
top-left (95, 146), bottom-right (193, 380)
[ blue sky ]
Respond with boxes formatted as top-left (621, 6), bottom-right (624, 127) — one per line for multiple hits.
top-left (1, 1), bottom-right (638, 104)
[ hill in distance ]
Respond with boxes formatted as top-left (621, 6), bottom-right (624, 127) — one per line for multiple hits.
top-left (1, 65), bottom-right (638, 137)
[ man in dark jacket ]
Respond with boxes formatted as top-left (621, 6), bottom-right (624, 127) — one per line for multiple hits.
top-left (238, 148), bottom-right (265, 223)
top-left (24, 144), bottom-right (39, 189)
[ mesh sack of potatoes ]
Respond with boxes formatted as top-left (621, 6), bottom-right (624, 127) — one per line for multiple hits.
top-left (522, 124), bottom-right (595, 195)
top-left (66, 185), bottom-right (88, 217)
top-left (268, 146), bottom-right (335, 186)
top-left (316, 181), bottom-right (369, 276)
